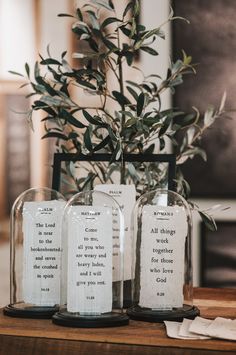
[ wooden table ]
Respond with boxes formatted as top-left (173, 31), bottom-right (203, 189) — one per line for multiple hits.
top-left (0, 288), bottom-right (236, 355)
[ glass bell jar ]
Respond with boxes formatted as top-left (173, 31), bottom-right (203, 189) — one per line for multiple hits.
top-left (4, 187), bottom-right (66, 318)
top-left (52, 190), bottom-right (129, 327)
top-left (127, 189), bottom-right (200, 322)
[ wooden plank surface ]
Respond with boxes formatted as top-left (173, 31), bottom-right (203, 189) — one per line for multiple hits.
top-left (1, 335), bottom-right (235, 355)
top-left (0, 288), bottom-right (236, 355)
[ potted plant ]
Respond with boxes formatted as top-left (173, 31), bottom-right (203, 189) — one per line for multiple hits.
top-left (11, 0), bottom-right (226, 229)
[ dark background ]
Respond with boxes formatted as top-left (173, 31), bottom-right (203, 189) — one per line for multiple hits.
top-left (201, 221), bottom-right (236, 287)
top-left (173, 0), bottom-right (236, 198)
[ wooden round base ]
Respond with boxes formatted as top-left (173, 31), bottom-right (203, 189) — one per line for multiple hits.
top-left (52, 311), bottom-right (129, 328)
top-left (3, 304), bottom-right (59, 319)
top-left (127, 304), bottom-right (200, 322)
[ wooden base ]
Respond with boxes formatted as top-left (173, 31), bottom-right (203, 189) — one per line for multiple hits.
top-left (52, 311), bottom-right (129, 328)
top-left (3, 304), bottom-right (58, 319)
top-left (127, 304), bottom-right (200, 322)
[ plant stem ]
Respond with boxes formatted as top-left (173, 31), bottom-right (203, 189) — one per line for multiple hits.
top-left (117, 29), bottom-right (126, 184)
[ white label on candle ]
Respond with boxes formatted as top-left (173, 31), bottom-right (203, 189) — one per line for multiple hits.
top-left (67, 206), bottom-right (112, 314)
top-left (139, 205), bottom-right (187, 309)
top-left (94, 184), bottom-right (136, 280)
top-left (22, 200), bottom-right (66, 306)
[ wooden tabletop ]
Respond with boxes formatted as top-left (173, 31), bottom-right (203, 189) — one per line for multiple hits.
top-left (0, 288), bottom-right (236, 355)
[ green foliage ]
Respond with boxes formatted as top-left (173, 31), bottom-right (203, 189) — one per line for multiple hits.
top-left (12, 0), bottom-right (227, 231)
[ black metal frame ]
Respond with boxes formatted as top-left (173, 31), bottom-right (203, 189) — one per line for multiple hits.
top-left (51, 153), bottom-right (176, 192)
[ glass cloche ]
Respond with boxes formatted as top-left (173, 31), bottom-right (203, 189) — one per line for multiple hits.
top-left (4, 187), bottom-right (66, 318)
top-left (127, 189), bottom-right (199, 322)
top-left (52, 190), bottom-right (129, 327)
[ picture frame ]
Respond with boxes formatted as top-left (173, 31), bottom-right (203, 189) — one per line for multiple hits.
top-left (51, 152), bottom-right (176, 193)
top-left (51, 152), bottom-right (176, 308)
top-left (200, 220), bottom-right (236, 288)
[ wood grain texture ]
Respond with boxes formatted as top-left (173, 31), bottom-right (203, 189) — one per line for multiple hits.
top-left (0, 288), bottom-right (236, 354)
top-left (194, 287), bottom-right (236, 301)
top-left (0, 335), bottom-right (234, 355)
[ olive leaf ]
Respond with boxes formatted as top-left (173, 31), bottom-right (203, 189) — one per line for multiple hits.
top-left (112, 91), bottom-right (131, 106)
top-left (60, 109), bottom-right (87, 129)
top-left (199, 211), bottom-right (217, 232)
top-left (137, 92), bottom-right (145, 116)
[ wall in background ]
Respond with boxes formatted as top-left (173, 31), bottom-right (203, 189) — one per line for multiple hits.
top-left (173, 0), bottom-right (236, 198)
top-left (31, 0), bottom-right (72, 188)
top-left (0, 0), bottom-right (71, 218)
top-left (0, 0), bottom-right (35, 80)
top-left (141, 0), bottom-right (171, 113)
top-left (173, 0), bottom-right (236, 286)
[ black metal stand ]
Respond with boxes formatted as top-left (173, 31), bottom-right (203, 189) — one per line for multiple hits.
top-left (52, 311), bottom-right (129, 328)
top-left (127, 304), bottom-right (200, 323)
top-left (51, 153), bottom-right (176, 192)
top-left (3, 304), bottom-right (59, 319)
